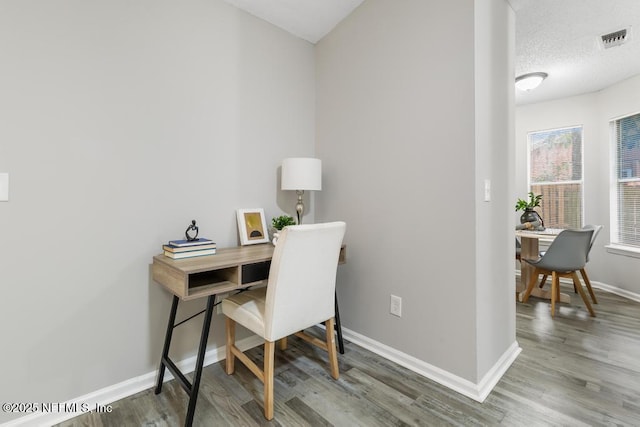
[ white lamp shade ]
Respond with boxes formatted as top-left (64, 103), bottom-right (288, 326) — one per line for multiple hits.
top-left (281, 158), bottom-right (322, 191)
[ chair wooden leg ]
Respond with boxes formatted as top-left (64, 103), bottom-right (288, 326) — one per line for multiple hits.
top-left (225, 317), bottom-right (235, 375)
top-left (263, 340), bottom-right (275, 420)
top-left (278, 337), bottom-right (288, 351)
top-left (325, 318), bottom-right (339, 380)
top-left (580, 268), bottom-right (598, 304)
top-left (550, 272), bottom-right (559, 317)
top-left (572, 271), bottom-right (596, 317)
top-left (521, 268), bottom-right (541, 302)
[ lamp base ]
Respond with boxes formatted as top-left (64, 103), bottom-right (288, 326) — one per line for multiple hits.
top-left (295, 190), bottom-right (304, 225)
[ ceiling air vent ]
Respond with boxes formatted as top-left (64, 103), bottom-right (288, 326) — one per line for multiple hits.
top-left (600, 28), bottom-right (628, 49)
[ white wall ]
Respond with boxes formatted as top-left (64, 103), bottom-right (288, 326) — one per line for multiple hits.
top-left (0, 0), bottom-right (315, 423)
top-left (316, 0), bottom-right (515, 384)
top-left (515, 74), bottom-right (640, 295)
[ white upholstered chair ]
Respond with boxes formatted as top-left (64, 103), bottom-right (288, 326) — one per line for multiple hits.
top-left (221, 221), bottom-right (346, 420)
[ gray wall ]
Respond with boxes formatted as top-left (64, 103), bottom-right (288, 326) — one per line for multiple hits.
top-left (0, 0), bottom-right (315, 423)
top-left (515, 74), bottom-right (640, 296)
top-left (315, 0), bottom-right (515, 383)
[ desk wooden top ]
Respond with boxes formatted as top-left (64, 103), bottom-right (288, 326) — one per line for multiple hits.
top-left (515, 228), bottom-right (564, 240)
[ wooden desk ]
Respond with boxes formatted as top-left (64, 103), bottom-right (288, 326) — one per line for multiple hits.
top-left (153, 244), bottom-right (275, 300)
top-left (152, 243), bottom-right (346, 427)
top-left (515, 228), bottom-right (570, 304)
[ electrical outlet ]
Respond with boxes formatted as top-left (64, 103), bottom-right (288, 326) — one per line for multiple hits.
top-left (390, 295), bottom-right (402, 317)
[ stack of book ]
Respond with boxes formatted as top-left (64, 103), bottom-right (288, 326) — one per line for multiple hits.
top-left (163, 238), bottom-right (217, 259)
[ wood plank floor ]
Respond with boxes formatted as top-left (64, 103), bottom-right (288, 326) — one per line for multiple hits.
top-left (56, 284), bottom-right (640, 426)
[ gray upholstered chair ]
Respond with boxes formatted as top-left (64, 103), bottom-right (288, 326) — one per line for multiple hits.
top-left (579, 224), bottom-right (602, 303)
top-left (538, 225), bottom-right (601, 304)
top-left (222, 221), bottom-right (346, 420)
top-left (521, 229), bottom-right (595, 317)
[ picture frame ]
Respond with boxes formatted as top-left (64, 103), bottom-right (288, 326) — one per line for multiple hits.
top-left (236, 208), bottom-right (269, 245)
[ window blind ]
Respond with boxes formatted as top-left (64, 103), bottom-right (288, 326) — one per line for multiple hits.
top-left (614, 113), bottom-right (640, 247)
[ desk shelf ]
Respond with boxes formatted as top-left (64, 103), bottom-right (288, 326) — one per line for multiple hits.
top-left (152, 244), bottom-right (275, 300)
top-left (188, 280), bottom-right (262, 300)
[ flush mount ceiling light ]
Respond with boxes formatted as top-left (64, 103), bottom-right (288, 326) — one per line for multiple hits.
top-left (515, 72), bottom-right (548, 91)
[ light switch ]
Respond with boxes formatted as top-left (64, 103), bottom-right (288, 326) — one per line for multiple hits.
top-left (0, 173), bottom-right (7, 201)
top-left (484, 179), bottom-right (491, 202)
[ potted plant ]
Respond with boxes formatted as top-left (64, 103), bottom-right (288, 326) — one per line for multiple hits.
top-left (271, 215), bottom-right (296, 245)
top-left (515, 192), bottom-right (543, 225)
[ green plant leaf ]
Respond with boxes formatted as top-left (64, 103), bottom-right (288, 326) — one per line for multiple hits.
top-left (515, 192), bottom-right (542, 211)
top-left (271, 215), bottom-right (296, 230)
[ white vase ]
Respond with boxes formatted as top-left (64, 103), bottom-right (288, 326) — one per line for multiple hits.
top-left (272, 231), bottom-right (280, 246)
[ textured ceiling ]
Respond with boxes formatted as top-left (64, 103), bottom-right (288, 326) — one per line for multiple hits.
top-left (225, 0), bottom-right (640, 106)
top-left (512, 0), bottom-right (640, 105)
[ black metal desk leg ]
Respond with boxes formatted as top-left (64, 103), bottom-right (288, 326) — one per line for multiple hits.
top-left (334, 291), bottom-right (344, 354)
top-left (185, 295), bottom-right (216, 427)
top-left (155, 295), bottom-right (179, 394)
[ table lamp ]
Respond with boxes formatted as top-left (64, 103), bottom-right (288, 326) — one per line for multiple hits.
top-left (281, 157), bottom-right (322, 224)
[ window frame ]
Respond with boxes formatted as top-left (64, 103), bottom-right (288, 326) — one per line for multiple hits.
top-left (609, 110), bottom-right (640, 251)
top-left (526, 124), bottom-right (585, 229)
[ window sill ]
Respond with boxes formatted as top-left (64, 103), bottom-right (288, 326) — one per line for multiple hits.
top-left (605, 244), bottom-right (640, 259)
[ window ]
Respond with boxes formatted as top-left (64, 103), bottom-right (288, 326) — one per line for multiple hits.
top-left (528, 126), bottom-right (583, 229)
top-left (611, 112), bottom-right (640, 248)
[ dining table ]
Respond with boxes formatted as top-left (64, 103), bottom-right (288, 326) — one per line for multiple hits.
top-left (515, 228), bottom-right (571, 303)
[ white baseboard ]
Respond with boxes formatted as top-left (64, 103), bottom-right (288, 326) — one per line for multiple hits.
top-left (1, 335), bottom-right (263, 427)
top-left (591, 280), bottom-right (640, 303)
top-left (476, 341), bottom-right (522, 401)
top-left (340, 327), bottom-right (522, 403)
